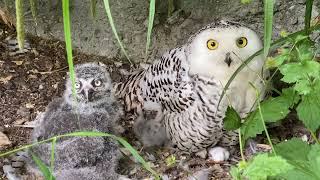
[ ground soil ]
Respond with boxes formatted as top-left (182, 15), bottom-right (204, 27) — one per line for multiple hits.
top-left (0, 22), bottom-right (313, 180)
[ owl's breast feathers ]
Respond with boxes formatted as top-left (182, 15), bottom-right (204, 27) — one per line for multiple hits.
top-left (114, 47), bottom-right (196, 114)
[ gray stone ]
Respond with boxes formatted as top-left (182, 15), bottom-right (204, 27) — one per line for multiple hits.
top-left (2, 0), bottom-right (319, 62)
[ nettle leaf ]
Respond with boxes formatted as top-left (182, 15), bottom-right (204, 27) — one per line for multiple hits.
top-left (276, 139), bottom-right (320, 180)
top-left (294, 79), bottom-right (312, 95)
top-left (280, 61), bottom-right (320, 84)
top-left (281, 87), bottom-right (300, 108)
top-left (308, 144), bottom-right (320, 178)
top-left (275, 138), bottom-right (311, 163)
top-left (241, 96), bottom-right (291, 140)
top-left (297, 90), bottom-right (320, 132)
top-left (223, 106), bottom-right (241, 131)
top-left (243, 154), bottom-right (293, 180)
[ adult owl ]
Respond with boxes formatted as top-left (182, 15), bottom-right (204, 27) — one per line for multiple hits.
top-left (115, 20), bottom-right (267, 158)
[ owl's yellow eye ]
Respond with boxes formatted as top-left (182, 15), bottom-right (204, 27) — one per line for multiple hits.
top-left (207, 39), bottom-right (219, 50)
top-left (236, 37), bottom-right (248, 48)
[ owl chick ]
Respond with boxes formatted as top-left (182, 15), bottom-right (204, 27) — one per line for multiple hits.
top-left (115, 20), bottom-right (267, 155)
top-left (26, 62), bottom-right (127, 180)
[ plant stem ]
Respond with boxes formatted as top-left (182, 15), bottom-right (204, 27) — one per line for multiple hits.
top-left (238, 128), bottom-right (246, 162)
top-left (309, 129), bottom-right (320, 144)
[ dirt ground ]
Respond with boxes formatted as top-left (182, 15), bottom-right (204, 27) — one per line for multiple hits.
top-left (0, 21), bottom-right (313, 180)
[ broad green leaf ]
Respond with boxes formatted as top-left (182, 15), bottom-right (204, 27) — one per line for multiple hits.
top-left (263, 0), bottom-right (275, 57)
top-left (16, 0), bottom-right (25, 50)
top-left (297, 90), bottom-right (320, 132)
top-left (243, 154), bottom-right (293, 180)
top-left (275, 138), bottom-right (311, 162)
top-left (280, 87), bottom-right (300, 108)
top-left (31, 153), bottom-right (56, 180)
top-left (230, 166), bottom-right (241, 180)
top-left (266, 54), bottom-right (288, 69)
top-left (308, 144), bottom-right (320, 178)
top-left (146, 0), bottom-right (156, 56)
top-left (279, 169), bottom-right (316, 180)
top-left (241, 96), bottom-right (291, 140)
top-left (279, 61), bottom-right (320, 83)
top-left (223, 106), bottom-right (241, 131)
top-left (102, 0), bottom-right (131, 64)
top-left (294, 79), bottom-right (312, 95)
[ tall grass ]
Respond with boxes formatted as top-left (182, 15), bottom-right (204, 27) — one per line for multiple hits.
top-left (145, 0), bottom-right (156, 57)
top-left (15, 0), bottom-right (24, 50)
top-left (263, 0), bottom-right (274, 58)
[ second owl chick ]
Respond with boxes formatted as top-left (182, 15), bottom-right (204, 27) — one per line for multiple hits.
top-left (26, 62), bottom-right (128, 180)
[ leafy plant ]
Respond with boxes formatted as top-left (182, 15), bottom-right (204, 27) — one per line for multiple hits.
top-left (224, 0), bottom-right (320, 179)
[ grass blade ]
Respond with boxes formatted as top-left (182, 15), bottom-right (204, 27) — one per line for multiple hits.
top-left (29, 0), bottom-right (38, 26)
top-left (305, 0), bottom-right (314, 34)
top-left (50, 138), bottom-right (57, 180)
top-left (90, 0), bottom-right (97, 21)
top-left (15, 0), bottom-right (25, 50)
top-left (217, 24), bottom-right (320, 111)
top-left (145, 0), bottom-right (156, 57)
top-left (62, 0), bottom-right (77, 105)
top-left (31, 153), bottom-right (56, 180)
top-left (263, 0), bottom-right (275, 58)
top-left (102, 0), bottom-right (131, 64)
top-left (116, 137), bottom-right (160, 179)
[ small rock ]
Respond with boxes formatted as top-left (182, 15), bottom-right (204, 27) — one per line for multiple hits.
top-left (0, 132), bottom-right (11, 147)
top-left (25, 103), bottom-right (35, 109)
top-left (39, 84), bottom-right (44, 90)
top-left (208, 147), bottom-right (230, 162)
top-left (188, 168), bottom-right (212, 180)
top-left (301, 134), bottom-right (308, 142)
top-left (11, 162), bottom-right (24, 168)
top-left (16, 106), bottom-right (30, 117)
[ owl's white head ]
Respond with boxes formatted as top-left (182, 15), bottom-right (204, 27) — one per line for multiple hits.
top-left (185, 20), bottom-right (264, 85)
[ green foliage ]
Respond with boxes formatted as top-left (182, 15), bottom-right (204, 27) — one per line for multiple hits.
top-left (223, 106), bottom-right (241, 131)
top-left (263, 0), bottom-right (275, 57)
top-left (241, 0), bottom-right (253, 4)
top-left (275, 139), bottom-right (320, 180)
top-left (102, 0), bottom-right (131, 63)
top-left (231, 154), bottom-right (293, 180)
top-left (29, 0), bottom-right (38, 26)
top-left (62, 0), bottom-right (77, 106)
top-left (146, 0), bottom-right (156, 56)
top-left (241, 90), bottom-right (293, 141)
top-left (15, 0), bottom-right (25, 50)
top-left (165, 155), bottom-right (176, 167)
top-left (31, 153), bottom-right (56, 180)
top-left (90, 0), bottom-right (97, 21)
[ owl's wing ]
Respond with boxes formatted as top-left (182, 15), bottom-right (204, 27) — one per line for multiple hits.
top-left (115, 47), bottom-right (195, 113)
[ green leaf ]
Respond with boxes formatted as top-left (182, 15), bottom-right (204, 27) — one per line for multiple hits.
top-left (16, 0), bottom-right (25, 50)
top-left (275, 138), bottom-right (311, 162)
top-left (243, 154), bottom-right (293, 180)
top-left (223, 106), bottom-right (241, 131)
top-left (146, 0), bottom-right (156, 56)
top-left (305, 0), bottom-right (314, 34)
top-left (279, 61), bottom-right (320, 83)
top-left (165, 155), bottom-right (176, 167)
top-left (62, 0), bottom-right (77, 106)
top-left (90, 0), bottom-right (97, 21)
top-left (297, 90), bottom-right (320, 132)
top-left (241, 96), bottom-right (291, 140)
top-left (62, 131), bottom-right (112, 137)
top-left (230, 166), bottom-right (241, 180)
top-left (102, 0), bottom-right (131, 64)
top-left (280, 87), bottom-right (300, 108)
top-left (308, 144), bottom-right (320, 178)
top-left (50, 138), bottom-right (57, 180)
top-left (263, 0), bottom-right (275, 57)
top-left (29, 0), bottom-right (38, 26)
top-left (266, 54), bottom-right (288, 69)
top-left (31, 153), bottom-right (56, 180)
top-left (294, 79), bottom-right (312, 95)
top-left (241, 0), bottom-right (252, 4)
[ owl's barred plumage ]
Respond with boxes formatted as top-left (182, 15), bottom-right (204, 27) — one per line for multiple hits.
top-left (115, 20), bottom-right (267, 153)
top-left (27, 62), bottom-right (126, 180)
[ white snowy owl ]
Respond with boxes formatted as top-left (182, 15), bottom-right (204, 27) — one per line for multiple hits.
top-left (115, 20), bottom-right (267, 155)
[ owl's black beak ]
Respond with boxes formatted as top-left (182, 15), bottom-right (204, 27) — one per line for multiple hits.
top-left (224, 52), bottom-right (232, 67)
top-left (82, 88), bottom-right (94, 102)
